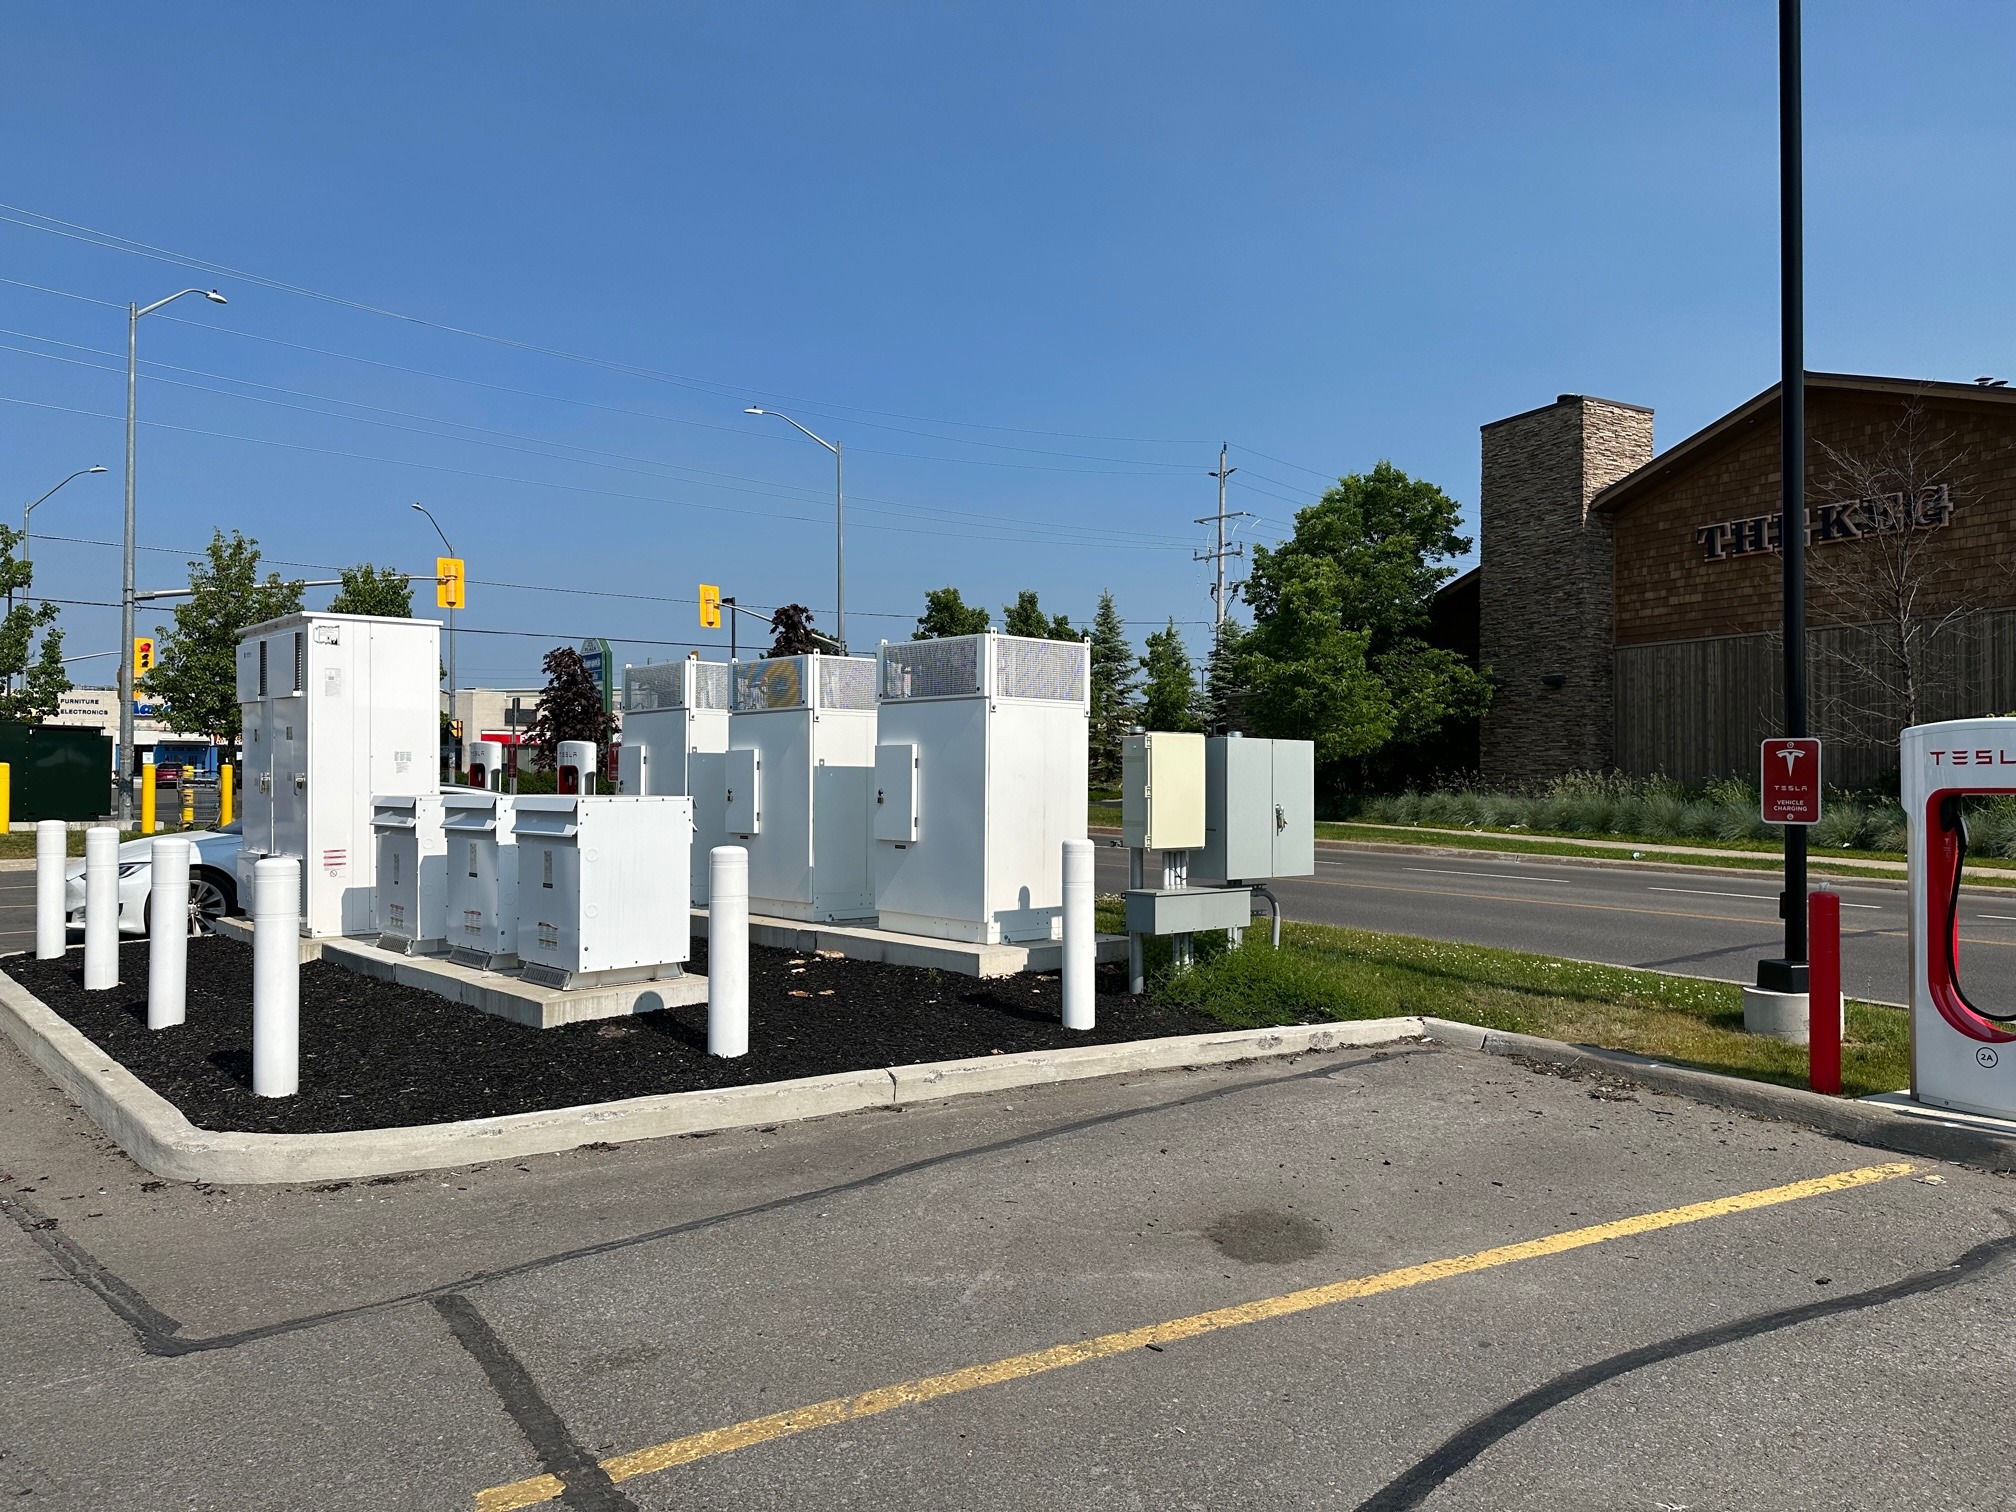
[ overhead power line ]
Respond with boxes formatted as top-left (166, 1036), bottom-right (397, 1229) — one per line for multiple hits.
top-left (0, 203), bottom-right (1211, 446)
top-left (0, 333), bottom-right (1191, 547)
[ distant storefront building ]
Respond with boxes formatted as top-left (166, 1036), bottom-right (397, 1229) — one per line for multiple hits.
top-left (1469, 374), bottom-right (2016, 789)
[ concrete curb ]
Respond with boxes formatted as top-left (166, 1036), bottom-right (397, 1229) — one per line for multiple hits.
top-left (1419, 1016), bottom-right (2016, 1173)
top-left (0, 963), bottom-right (1422, 1184)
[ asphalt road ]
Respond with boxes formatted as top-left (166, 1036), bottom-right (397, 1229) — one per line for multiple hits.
top-left (1, 1031), bottom-right (2011, 1510)
top-left (1097, 843), bottom-right (2016, 1006)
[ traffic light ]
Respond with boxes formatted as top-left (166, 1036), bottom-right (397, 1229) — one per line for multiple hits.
top-left (449, 719), bottom-right (464, 742)
top-left (436, 556), bottom-right (466, 610)
top-left (132, 637), bottom-right (156, 677)
top-left (699, 583), bottom-right (722, 630)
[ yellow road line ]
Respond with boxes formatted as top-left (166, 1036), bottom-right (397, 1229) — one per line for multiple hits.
top-left (473, 1160), bottom-right (1914, 1511)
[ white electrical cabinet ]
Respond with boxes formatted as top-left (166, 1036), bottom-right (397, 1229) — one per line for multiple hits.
top-left (443, 791), bottom-right (518, 969)
top-left (872, 634), bottom-right (1090, 943)
top-left (371, 794), bottom-right (448, 953)
top-left (513, 795), bottom-right (693, 989)
top-left (714, 654), bottom-right (877, 922)
top-left (235, 613), bottom-right (440, 937)
top-left (622, 660), bottom-right (731, 903)
top-left (1122, 732), bottom-right (1206, 851)
top-left (1197, 736), bottom-right (1316, 882)
top-left (620, 661), bottom-right (730, 795)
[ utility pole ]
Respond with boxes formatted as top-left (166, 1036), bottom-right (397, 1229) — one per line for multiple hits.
top-left (1196, 444), bottom-right (1252, 629)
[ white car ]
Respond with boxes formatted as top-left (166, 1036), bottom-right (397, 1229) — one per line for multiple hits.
top-left (64, 824), bottom-right (244, 935)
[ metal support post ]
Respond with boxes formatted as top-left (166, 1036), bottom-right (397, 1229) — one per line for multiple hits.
top-left (253, 856), bottom-right (300, 1097)
top-left (1127, 845), bottom-right (1145, 995)
top-left (34, 820), bottom-right (65, 960)
top-left (1061, 839), bottom-right (1095, 1030)
top-left (708, 846), bottom-right (749, 1057)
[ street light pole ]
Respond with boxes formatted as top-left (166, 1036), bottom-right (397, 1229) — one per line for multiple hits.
top-left (1762, 0), bottom-right (1809, 997)
top-left (18, 464), bottom-right (107, 611)
top-left (743, 407), bottom-right (845, 651)
top-left (121, 289), bottom-right (225, 825)
top-left (412, 503), bottom-right (457, 763)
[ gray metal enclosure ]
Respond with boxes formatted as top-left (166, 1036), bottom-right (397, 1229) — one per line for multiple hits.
top-left (1196, 736), bottom-right (1315, 883)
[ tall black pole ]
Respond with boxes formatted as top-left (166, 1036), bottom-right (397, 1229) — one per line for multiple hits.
top-left (1767, 0), bottom-right (1809, 993)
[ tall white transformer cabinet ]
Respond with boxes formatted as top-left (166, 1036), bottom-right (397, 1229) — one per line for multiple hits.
top-left (618, 660), bottom-right (730, 796)
top-left (873, 634), bottom-right (1090, 943)
top-left (720, 653), bottom-right (879, 922)
top-left (235, 612), bottom-right (441, 936)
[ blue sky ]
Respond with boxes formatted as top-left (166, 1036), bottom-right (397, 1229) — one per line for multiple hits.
top-left (3, 2), bottom-right (2013, 689)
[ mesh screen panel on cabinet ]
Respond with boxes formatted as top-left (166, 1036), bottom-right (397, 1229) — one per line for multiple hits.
top-left (735, 657), bottom-right (806, 710)
top-left (691, 662), bottom-right (730, 709)
top-left (624, 662), bottom-right (686, 711)
top-left (818, 657), bottom-right (878, 711)
top-left (997, 637), bottom-right (1086, 702)
top-left (880, 638), bottom-right (982, 700)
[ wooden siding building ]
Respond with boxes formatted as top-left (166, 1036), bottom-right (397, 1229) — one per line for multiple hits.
top-left (1476, 374), bottom-right (2016, 789)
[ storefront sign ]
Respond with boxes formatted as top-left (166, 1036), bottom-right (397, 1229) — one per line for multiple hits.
top-left (1696, 484), bottom-right (1952, 562)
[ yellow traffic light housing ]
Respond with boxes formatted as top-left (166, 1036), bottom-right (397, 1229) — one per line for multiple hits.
top-left (436, 556), bottom-right (466, 610)
top-left (132, 637), bottom-right (156, 677)
top-left (699, 583), bottom-right (722, 630)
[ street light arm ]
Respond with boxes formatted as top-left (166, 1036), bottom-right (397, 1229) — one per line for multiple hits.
top-left (134, 288), bottom-right (226, 320)
top-left (745, 407), bottom-right (837, 454)
top-left (411, 501), bottom-right (456, 556)
top-left (23, 466), bottom-right (107, 519)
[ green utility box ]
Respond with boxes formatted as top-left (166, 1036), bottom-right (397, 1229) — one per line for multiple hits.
top-left (0, 722), bottom-right (114, 822)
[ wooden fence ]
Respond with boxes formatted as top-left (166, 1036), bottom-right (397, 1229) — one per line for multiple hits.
top-left (1614, 610), bottom-right (2016, 789)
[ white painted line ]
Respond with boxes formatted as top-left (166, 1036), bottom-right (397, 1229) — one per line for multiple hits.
top-left (1400, 867), bottom-right (1569, 883)
top-left (1977, 914), bottom-right (2016, 923)
top-left (1647, 886), bottom-right (1776, 901)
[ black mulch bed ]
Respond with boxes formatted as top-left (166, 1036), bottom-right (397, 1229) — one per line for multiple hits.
top-left (3, 936), bottom-right (1222, 1135)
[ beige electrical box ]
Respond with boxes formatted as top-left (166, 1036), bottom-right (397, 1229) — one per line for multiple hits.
top-left (1122, 731), bottom-right (1206, 851)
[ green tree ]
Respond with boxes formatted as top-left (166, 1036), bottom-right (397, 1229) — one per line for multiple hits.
top-left (913, 587), bottom-right (991, 639)
top-left (1240, 461), bottom-right (1489, 766)
top-left (147, 530), bottom-right (304, 740)
top-left (328, 562), bottom-right (414, 617)
top-left (1202, 618), bottom-right (1249, 735)
top-left (0, 524), bottom-right (68, 723)
top-left (525, 646), bottom-right (617, 771)
top-left (1002, 590), bottom-right (1075, 640)
top-left (1087, 590), bottom-right (1136, 785)
top-left (1139, 619), bottom-right (1201, 732)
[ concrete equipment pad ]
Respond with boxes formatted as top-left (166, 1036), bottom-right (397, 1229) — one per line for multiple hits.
top-left (211, 915), bottom-right (325, 962)
top-left (320, 936), bottom-right (705, 1028)
top-left (690, 907), bottom-right (1129, 978)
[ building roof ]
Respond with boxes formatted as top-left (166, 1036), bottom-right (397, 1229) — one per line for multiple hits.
top-left (1587, 372), bottom-right (2016, 517)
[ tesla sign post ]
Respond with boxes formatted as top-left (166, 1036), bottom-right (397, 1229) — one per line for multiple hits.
top-left (1761, 737), bottom-right (1823, 825)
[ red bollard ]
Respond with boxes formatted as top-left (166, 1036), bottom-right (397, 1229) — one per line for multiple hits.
top-left (1809, 889), bottom-right (1842, 1095)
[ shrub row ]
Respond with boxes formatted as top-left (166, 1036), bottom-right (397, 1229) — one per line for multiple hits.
top-left (1346, 772), bottom-right (2016, 859)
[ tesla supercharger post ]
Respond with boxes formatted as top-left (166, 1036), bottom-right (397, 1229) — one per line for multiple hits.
top-left (557, 741), bottom-right (596, 796)
top-left (1903, 718), bottom-right (2016, 1120)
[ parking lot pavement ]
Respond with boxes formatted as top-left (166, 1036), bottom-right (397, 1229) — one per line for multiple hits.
top-left (1, 1026), bottom-right (2012, 1511)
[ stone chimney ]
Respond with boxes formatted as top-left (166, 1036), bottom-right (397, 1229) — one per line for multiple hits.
top-left (1478, 394), bottom-right (1653, 786)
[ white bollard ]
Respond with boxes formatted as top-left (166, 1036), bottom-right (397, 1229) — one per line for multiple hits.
top-left (82, 825), bottom-right (120, 990)
top-left (147, 837), bottom-right (192, 1030)
top-left (1062, 838), bottom-right (1095, 1031)
top-left (252, 856), bottom-right (300, 1098)
top-left (34, 820), bottom-right (66, 960)
top-left (708, 845), bottom-right (749, 1058)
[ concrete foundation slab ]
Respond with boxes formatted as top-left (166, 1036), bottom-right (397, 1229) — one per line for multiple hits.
top-left (320, 937), bottom-right (706, 1029)
top-left (212, 916), bottom-right (324, 962)
top-left (689, 908), bottom-right (1128, 978)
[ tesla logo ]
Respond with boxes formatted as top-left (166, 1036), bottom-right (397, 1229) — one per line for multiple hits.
top-left (1929, 749), bottom-right (2016, 766)
top-left (1775, 747), bottom-right (1807, 774)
